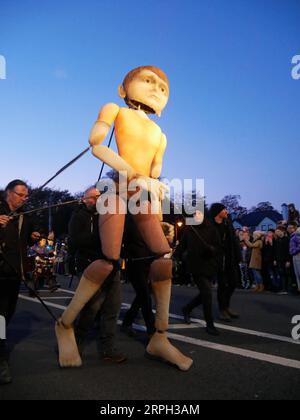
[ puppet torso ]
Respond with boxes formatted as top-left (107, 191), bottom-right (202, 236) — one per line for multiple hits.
top-left (115, 108), bottom-right (163, 177)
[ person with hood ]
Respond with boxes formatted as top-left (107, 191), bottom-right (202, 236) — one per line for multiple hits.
top-left (209, 203), bottom-right (241, 322)
top-left (290, 227), bottom-right (300, 293)
top-left (174, 210), bottom-right (222, 336)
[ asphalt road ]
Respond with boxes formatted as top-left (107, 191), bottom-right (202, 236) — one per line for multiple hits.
top-left (0, 276), bottom-right (300, 401)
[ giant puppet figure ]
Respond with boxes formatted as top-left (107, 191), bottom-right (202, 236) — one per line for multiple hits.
top-left (55, 66), bottom-right (193, 371)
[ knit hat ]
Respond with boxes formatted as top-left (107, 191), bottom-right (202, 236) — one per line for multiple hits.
top-left (210, 203), bottom-right (226, 219)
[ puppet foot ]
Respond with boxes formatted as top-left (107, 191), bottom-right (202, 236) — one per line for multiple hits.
top-left (55, 320), bottom-right (82, 368)
top-left (146, 332), bottom-right (193, 371)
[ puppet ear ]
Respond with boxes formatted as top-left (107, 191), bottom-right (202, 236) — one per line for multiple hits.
top-left (118, 84), bottom-right (126, 99)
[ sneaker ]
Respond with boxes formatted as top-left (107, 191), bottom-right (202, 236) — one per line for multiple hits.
top-left (0, 360), bottom-right (12, 385)
top-left (226, 309), bottom-right (240, 319)
top-left (100, 349), bottom-right (127, 364)
top-left (205, 326), bottom-right (220, 336)
top-left (219, 311), bottom-right (232, 322)
top-left (120, 325), bottom-right (138, 338)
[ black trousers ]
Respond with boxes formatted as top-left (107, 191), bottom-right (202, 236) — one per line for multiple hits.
top-left (123, 260), bottom-right (156, 335)
top-left (184, 275), bottom-right (214, 327)
top-left (217, 269), bottom-right (237, 311)
top-left (0, 276), bottom-right (21, 359)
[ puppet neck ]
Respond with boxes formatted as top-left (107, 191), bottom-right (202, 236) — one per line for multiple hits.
top-left (124, 97), bottom-right (156, 115)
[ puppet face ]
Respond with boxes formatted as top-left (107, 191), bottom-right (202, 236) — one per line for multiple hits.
top-left (119, 69), bottom-right (169, 116)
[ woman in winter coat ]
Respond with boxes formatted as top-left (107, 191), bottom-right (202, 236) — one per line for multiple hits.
top-left (243, 231), bottom-right (264, 292)
top-left (289, 227), bottom-right (300, 292)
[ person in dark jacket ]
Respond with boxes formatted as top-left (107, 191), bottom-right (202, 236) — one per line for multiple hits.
top-left (0, 180), bottom-right (41, 385)
top-left (209, 203), bottom-right (241, 322)
top-left (68, 187), bottom-right (126, 363)
top-left (121, 215), bottom-right (156, 338)
top-left (262, 230), bottom-right (276, 291)
top-left (290, 227), bottom-right (300, 292)
top-left (174, 211), bottom-right (222, 336)
top-left (273, 226), bottom-right (291, 294)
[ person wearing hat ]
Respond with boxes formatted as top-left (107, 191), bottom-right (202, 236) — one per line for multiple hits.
top-left (209, 203), bottom-right (241, 322)
top-left (174, 210), bottom-right (222, 336)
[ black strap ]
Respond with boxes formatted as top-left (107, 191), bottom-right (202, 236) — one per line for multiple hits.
top-left (190, 226), bottom-right (212, 251)
top-left (97, 126), bottom-right (115, 182)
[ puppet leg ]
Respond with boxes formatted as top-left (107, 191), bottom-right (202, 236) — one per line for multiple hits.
top-left (55, 195), bottom-right (126, 368)
top-left (134, 209), bottom-right (193, 371)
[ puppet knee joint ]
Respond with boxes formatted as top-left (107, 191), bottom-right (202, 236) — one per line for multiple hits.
top-left (150, 257), bottom-right (172, 283)
top-left (83, 259), bottom-right (114, 283)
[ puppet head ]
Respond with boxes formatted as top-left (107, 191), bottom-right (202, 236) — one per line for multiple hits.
top-left (118, 66), bottom-right (169, 117)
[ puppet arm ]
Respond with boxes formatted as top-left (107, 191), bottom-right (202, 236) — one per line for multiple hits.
top-left (90, 103), bottom-right (136, 180)
top-left (151, 133), bottom-right (167, 179)
top-left (132, 134), bottom-right (169, 199)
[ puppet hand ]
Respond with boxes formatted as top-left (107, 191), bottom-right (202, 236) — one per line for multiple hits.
top-left (133, 176), bottom-right (169, 200)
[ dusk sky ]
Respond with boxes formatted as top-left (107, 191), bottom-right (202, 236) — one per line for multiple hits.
top-left (0, 0), bottom-right (299, 212)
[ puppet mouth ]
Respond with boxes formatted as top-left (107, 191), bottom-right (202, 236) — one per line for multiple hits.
top-left (125, 98), bottom-right (156, 114)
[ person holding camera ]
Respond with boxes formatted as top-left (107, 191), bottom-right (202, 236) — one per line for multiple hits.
top-left (0, 180), bottom-right (41, 385)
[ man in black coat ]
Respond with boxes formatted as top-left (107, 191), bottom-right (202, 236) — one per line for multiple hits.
top-left (210, 203), bottom-right (241, 322)
top-left (174, 211), bottom-right (222, 336)
top-left (121, 215), bottom-right (156, 338)
top-left (273, 226), bottom-right (291, 294)
top-left (68, 187), bottom-right (126, 363)
top-left (0, 180), bottom-right (41, 385)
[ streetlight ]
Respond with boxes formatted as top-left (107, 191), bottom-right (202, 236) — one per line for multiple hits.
top-left (175, 221), bottom-right (184, 242)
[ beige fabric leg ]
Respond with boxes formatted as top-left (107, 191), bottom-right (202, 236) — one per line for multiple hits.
top-left (149, 262), bottom-right (172, 332)
top-left (133, 208), bottom-right (171, 255)
top-left (55, 195), bottom-right (126, 368)
top-left (146, 264), bottom-right (193, 371)
top-left (99, 195), bottom-right (126, 260)
top-left (55, 261), bottom-right (113, 368)
top-left (134, 208), bottom-right (193, 371)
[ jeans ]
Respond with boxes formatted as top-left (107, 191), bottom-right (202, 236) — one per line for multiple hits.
top-left (184, 275), bottom-right (214, 327)
top-left (293, 255), bottom-right (300, 291)
top-left (240, 263), bottom-right (251, 289)
top-left (122, 260), bottom-right (155, 335)
top-left (217, 269), bottom-right (237, 312)
top-left (272, 265), bottom-right (288, 292)
top-left (252, 269), bottom-right (263, 286)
